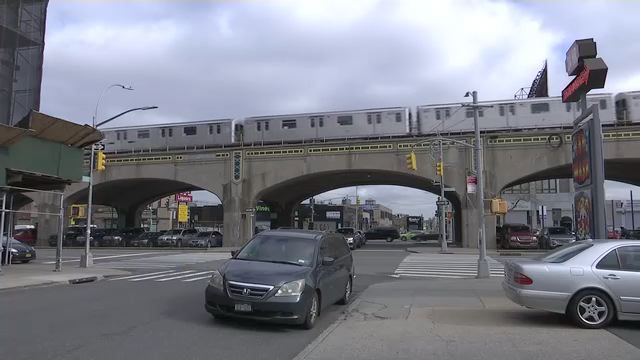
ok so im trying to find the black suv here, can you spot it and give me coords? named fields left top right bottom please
left=364, top=227, right=400, bottom=242
left=205, top=229, right=354, bottom=329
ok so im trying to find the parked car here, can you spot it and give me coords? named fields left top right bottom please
left=13, top=225, right=37, bottom=246
left=1, top=237, right=36, bottom=264
left=157, top=228, right=198, bottom=247
left=191, top=231, right=223, bottom=247
left=76, top=228, right=109, bottom=247
left=608, top=228, right=621, bottom=239
left=134, top=231, right=162, bottom=247
left=205, top=229, right=354, bottom=329
left=539, top=227, right=576, bottom=249
left=121, top=228, right=146, bottom=246
left=497, top=224, right=538, bottom=249
left=364, top=227, right=400, bottom=242
left=101, top=229, right=124, bottom=247
left=336, top=227, right=364, bottom=249
left=622, top=230, right=640, bottom=240
left=503, top=240, right=640, bottom=329
left=66, top=226, right=92, bottom=246
left=400, top=230, right=432, bottom=241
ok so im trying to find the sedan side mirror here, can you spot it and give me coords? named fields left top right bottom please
left=231, top=250, right=237, bottom=257
left=322, top=256, right=335, bottom=266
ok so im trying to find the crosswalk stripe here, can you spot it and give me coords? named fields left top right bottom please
left=110, top=270, right=176, bottom=281
left=130, top=270, right=195, bottom=281
left=182, top=275, right=213, bottom=282
left=394, top=253, right=505, bottom=279
left=156, top=271, right=214, bottom=282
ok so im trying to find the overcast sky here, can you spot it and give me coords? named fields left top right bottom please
left=41, top=1, right=640, bottom=217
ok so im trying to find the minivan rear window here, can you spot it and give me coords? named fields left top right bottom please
left=535, top=242, right=593, bottom=263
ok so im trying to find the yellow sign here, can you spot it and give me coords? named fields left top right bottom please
left=178, top=204, right=189, bottom=223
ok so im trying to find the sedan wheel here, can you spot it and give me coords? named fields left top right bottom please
left=569, top=291, right=614, bottom=329
left=338, top=277, right=352, bottom=305
left=302, top=292, right=319, bottom=330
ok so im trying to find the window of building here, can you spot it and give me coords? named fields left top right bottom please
left=531, top=102, right=550, bottom=114
left=436, top=110, right=441, bottom=121
left=499, top=105, right=505, bottom=116
left=376, top=113, right=381, bottom=124
left=535, top=179, right=557, bottom=194
left=600, top=99, right=608, bottom=110
left=367, top=114, right=372, bottom=125
left=217, top=124, right=222, bottom=134
left=282, top=119, right=297, bottom=129
left=310, top=118, right=315, bottom=128
left=509, top=104, right=516, bottom=115
left=338, top=115, right=353, bottom=126
left=566, top=102, right=572, bottom=112
left=395, top=113, right=402, bottom=122
left=257, top=122, right=262, bottom=131
left=183, top=126, right=197, bottom=136
left=264, top=122, right=269, bottom=131
left=137, top=130, right=150, bottom=139
left=502, top=183, right=530, bottom=194
left=466, top=109, right=474, bottom=118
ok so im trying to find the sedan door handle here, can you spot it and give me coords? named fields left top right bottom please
left=603, top=274, right=620, bottom=280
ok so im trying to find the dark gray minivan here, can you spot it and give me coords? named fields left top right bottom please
left=205, top=229, right=354, bottom=329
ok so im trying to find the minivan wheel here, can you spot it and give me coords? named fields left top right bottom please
left=302, top=292, right=319, bottom=330
left=338, top=277, right=352, bottom=305
left=568, top=290, right=615, bottom=329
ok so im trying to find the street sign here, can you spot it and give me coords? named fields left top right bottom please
left=175, top=192, right=193, bottom=203
left=436, top=200, right=449, bottom=206
left=244, top=208, right=255, bottom=213
left=466, top=175, right=477, bottom=194
left=178, top=204, right=189, bottom=223
left=93, top=143, right=105, bottom=151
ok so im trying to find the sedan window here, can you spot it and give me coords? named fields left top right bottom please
left=596, top=250, right=620, bottom=270
left=236, top=235, right=316, bottom=266
left=617, top=246, right=640, bottom=272
left=536, top=242, right=593, bottom=263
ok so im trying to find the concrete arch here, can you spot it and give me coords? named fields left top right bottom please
left=254, top=169, right=463, bottom=245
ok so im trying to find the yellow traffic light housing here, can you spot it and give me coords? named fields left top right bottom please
left=96, top=151, right=107, bottom=171
left=491, top=198, right=508, bottom=214
left=436, top=161, right=443, bottom=176
left=406, top=151, right=417, bottom=171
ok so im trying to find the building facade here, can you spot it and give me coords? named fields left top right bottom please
left=0, top=0, right=48, bottom=126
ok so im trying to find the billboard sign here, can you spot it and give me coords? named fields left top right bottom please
left=325, top=211, right=341, bottom=219
left=175, top=192, right=193, bottom=203
left=574, top=190, right=594, bottom=240
left=178, top=204, right=189, bottom=223
left=572, top=122, right=592, bottom=187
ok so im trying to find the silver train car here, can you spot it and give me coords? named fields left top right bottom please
left=416, top=93, right=616, bottom=135
left=615, top=91, right=640, bottom=123
left=239, top=107, right=411, bottom=144
left=101, top=119, right=234, bottom=153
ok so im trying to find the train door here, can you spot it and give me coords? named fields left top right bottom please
left=309, top=116, right=320, bottom=139
left=366, top=112, right=380, bottom=136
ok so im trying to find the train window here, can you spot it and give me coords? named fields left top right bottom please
left=375, top=114, right=381, bottom=124
left=531, top=103, right=550, bottom=114
left=445, top=109, right=450, bottom=118
left=499, top=105, right=505, bottom=116
left=264, top=121, right=269, bottom=131
left=161, top=129, right=166, bottom=138
left=600, top=99, right=607, bottom=110
left=217, top=124, right=222, bottom=134
left=465, top=109, right=474, bottom=118
left=208, top=125, right=214, bottom=135
left=169, top=128, right=173, bottom=137
left=435, top=110, right=441, bottom=121
left=367, top=114, right=372, bottom=125
left=183, top=126, right=197, bottom=136
left=310, top=118, right=315, bottom=128
left=137, top=130, right=150, bottom=139
left=338, top=115, right=354, bottom=126
left=116, top=130, right=128, bottom=141
left=395, top=113, right=402, bottom=122
left=509, top=104, right=516, bottom=115
left=565, top=103, right=572, bottom=112
left=318, top=117, right=324, bottom=127
left=257, top=122, right=262, bottom=131
left=282, top=119, right=297, bottom=129
left=479, top=110, right=484, bottom=117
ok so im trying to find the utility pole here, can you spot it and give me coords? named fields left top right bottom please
left=469, top=90, right=489, bottom=278
left=355, top=186, right=359, bottom=230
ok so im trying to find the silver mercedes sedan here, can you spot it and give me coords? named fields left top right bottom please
left=503, top=239, right=640, bottom=329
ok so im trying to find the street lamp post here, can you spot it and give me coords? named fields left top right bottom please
left=466, top=90, right=490, bottom=278
left=80, top=84, right=157, bottom=268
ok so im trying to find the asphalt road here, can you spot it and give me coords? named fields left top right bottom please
left=0, top=244, right=408, bottom=360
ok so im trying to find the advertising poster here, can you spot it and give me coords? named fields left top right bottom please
left=574, top=190, right=594, bottom=240
left=572, top=122, right=592, bottom=187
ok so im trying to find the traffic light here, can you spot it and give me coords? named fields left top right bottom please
left=406, top=151, right=417, bottom=171
left=436, top=161, right=443, bottom=176
left=491, top=198, right=508, bottom=214
left=96, top=151, right=106, bottom=171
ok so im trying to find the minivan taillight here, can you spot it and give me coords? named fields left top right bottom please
left=514, top=272, right=533, bottom=285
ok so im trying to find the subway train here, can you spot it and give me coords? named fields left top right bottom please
left=100, top=91, right=640, bottom=153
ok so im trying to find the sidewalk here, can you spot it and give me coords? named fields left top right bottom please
left=295, top=277, right=640, bottom=360
left=0, top=263, right=129, bottom=290
left=407, top=246, right=546, bottom=257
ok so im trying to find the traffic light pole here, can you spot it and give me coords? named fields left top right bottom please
left=470, top=91, right=490, bottom=279
left=438, top=140, right=448, bottom=253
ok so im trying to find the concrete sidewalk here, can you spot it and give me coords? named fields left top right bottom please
left=0, top=263, right=129, bottom=290
left=294, top=277, right=640, bottom=360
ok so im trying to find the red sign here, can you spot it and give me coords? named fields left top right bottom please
left=175, top=192, right=193, bottom=203
left=562, top=58, right=608, bottom=103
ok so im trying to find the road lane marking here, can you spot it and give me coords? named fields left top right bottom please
left=43, top=252, right=158, bottom=264
left=182, top=275, right=214, bottom=282
left=109, top=270, right=176, bottom=281
left=156, top=271, right=215, bottom=282
left=130, top=270, right=195, bottom=281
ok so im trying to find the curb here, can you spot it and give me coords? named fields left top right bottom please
left=293, top=298, right=363, bottom=360
left=68, top=275, right=101, bottom=284
left=0, top=273, right=118, bottom=291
